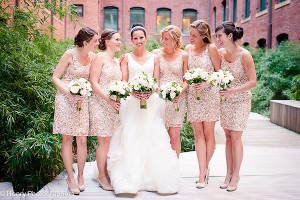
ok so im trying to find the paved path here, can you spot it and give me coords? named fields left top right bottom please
left=1, top=113, right=300, bottom=200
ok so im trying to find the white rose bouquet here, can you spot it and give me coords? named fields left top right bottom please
left=183, top=68, right=209, bottom=100
left=68, top=78, right=92, bottom=111
left=129, top=71, right=157, bottom=109
left=160, top=81, right=183, bottom=112
left=108, top=81, right=131, bottom=113
left=209, top=69, right=234, bottom=102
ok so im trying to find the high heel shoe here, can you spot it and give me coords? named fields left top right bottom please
left=195, top=168, right=210, bottom=184
left=220, top=175, right=232, bottom=189
left=67, top=178, right=80, bottom=195
left=98, top=178, right=113, bottom=191
left=227, top=176, right=240, bottom=192
left=77, top=176, right=85, bottom=192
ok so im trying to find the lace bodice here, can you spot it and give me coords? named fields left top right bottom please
left=157, top=49, right=184, bottom=85
left=61, top=49, right=91, bottom=83
left=188, top=46, right=214, bottom=74
left=98, top=57, right=122, bottom=93
left=220, top=51, right=249, bottom=88
left=127, top=53, right=155, bottom=81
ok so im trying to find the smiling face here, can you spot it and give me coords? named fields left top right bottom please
left=189, top=27, right=204, bottom=45
left=161, top=31, right=174, bottom=49
left=215, top=28, right=230, bottom=47
left=131, top=30, right=147, bottom=49
left=107, top=33, right=122, bottom=52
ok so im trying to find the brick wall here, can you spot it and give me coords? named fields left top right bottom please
left=209, top=0, right=300, bottom=48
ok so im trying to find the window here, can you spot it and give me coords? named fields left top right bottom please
left=182, top=9, right=197, bottom=34
left=276, top=33, right=289, bottom=45
left=243, top=42, right=250, bottom=47
left=130, top=7, right=145, bottom=28
left=233, top=0, right=237, bottom=23
left=104, top=7, right=118, bottom=31
left=257, top=38, right=266, bottom=48
left=73, top=4, right=83, bottom=17
left=244, top=0, right=250, bottom=18
left=222, top=0, right=227, bottom=21
left=277, top=0, right=287, bottom=3
left=259, top=0, right=267, bottom=11
left=156, top=8, right=171, bottom=33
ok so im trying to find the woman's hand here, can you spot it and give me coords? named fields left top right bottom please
left=132, top=91, right=151, bottom=100
left=219, top=88, right=236, bottom=97
left=108, top=98, right=121, bottom=111
left=139, top=91, right=151, bottom=100
left=66, top=93, right=85, bottom=101
left=194, top=81, right=210, bottom=90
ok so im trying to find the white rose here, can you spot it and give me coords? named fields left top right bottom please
left=70, top=85, right=80, bottom=94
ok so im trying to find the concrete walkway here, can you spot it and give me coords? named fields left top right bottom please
left=1, top=113, right=300, bottom=200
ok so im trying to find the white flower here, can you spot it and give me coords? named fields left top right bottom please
left=70, top=85, right=80, bottom=94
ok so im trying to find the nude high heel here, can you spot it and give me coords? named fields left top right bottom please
left=227, top=176, right=240, bottom=192
left=98, top=178, right=113, bottom=191
left=67, top=178, right=80, bottom=195
left=220, top=175, right=232, bottom=189
left=77, top=176, right=85, bottom=192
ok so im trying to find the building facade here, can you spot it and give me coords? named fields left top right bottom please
left=5, top=0, right=300, bottom=48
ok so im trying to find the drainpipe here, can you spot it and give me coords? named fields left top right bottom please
left=226, top=0, right=229, bottom=21
left=208, top=0, right=211, bottom=25
left=267, top=0, right=272, bottom=48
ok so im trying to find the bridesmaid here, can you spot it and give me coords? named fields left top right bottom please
left=89, top=29, right=122, bottom=191
left=184, top=20, right=220, bottom=189
left=152, top=25, right=188, bottom=157
left=52, top=27, right=99, bottom=195
left=215, top=21, right=256, bottom=192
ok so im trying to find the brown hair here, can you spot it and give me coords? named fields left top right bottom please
left=74, top=27, right=98, bottom=47
left=130, top=23, right=147, bottom=39
left=215, top=21, right=244, bottom=42
left=160, top=25, right=182, bottom=49
left=98, top=29, right=118, bottom=50
left=190, top=20, right=212, bottom=44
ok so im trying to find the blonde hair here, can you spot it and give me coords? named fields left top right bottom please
left=190, top=20, right=212, bottom=44
left=160, top=25, right=182, bottom=49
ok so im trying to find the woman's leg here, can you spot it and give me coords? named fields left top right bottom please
left=192, top=121, right=207, bottom=184
left=96, top=136, right=111, bottom=187
left=228, top=130, right=243, bottom=190
left=61, top=135, right=77, bottom=190
left=203, top=121, right=216, bottom=170
left=76, top=136, right=87, bottom=188
left=169, top=127, right=181, bottom=158
left=220, top=128, right=234, bottom=188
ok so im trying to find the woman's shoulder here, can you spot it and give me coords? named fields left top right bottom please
left=184, top=44, right=193, bottom=52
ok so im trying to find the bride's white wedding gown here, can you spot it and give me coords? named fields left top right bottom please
left=107, top=53, right=180, bottom=194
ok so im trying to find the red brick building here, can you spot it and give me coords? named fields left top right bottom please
left=5, top=0, right=300, bottom=48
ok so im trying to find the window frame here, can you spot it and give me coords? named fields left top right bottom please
left=156, top=8, right=171, bottom=33
left=182, top=9, right=197, bottom=35
left=130, top=7, right=145, bottom=29
left=103, top=6, right=119, bottom=31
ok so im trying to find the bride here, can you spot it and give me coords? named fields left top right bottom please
left=106, top=24, right=180, bottom=194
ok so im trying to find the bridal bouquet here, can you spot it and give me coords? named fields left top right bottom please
left=68, top=78, right=92, bottom=111
left=183, top=68, right=209, bottom=100
left=129, top=71, right=157, bottom=109
left=160, top=81, right=183, bottom=112
left=209, top=69, right=234, bottom=102
left=108, top=81, right=131, bottom=113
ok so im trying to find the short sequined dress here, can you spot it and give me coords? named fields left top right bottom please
left=187, top=46, right=220, bottom=122
left=220, top=49, right=252, bottom=131
left=89, top=56, right=122, bottom=137
left=53, top=49, right=92, bottom=136
left=157, top=49, right=186, bottom=128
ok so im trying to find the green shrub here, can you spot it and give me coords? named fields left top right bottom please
left=251, top=41, right=300, bottom=116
